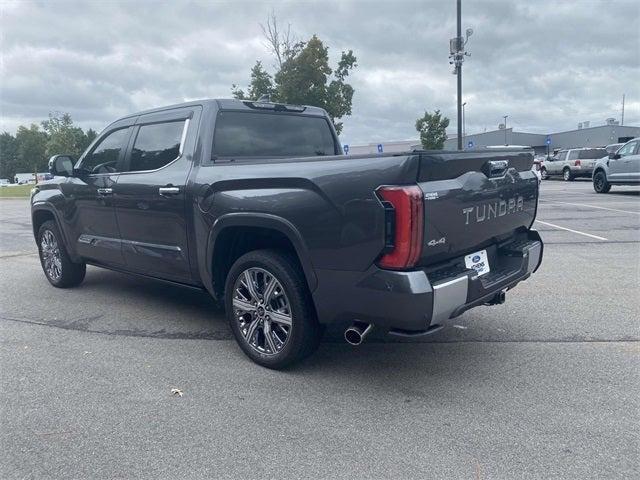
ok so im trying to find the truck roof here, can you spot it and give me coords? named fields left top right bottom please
left=120, top=98, right=328, bottom=120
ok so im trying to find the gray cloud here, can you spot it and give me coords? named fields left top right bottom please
left=1, top=0, right=639, bottom=144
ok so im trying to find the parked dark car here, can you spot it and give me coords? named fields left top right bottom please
left=31, top=99, right=543, bottom=368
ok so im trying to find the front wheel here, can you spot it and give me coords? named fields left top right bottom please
left=563, top=168, right=574, bottom=181
left=593, top=171, right=611, bottom=193
left=225, top=249, right=323, bottom=369
left=37, top=220, right=86, bottom=288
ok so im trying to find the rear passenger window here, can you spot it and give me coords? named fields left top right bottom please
left=578, top=149, right=607, bottom=159
left=567, top=151, right=579, bottom=160
left=128, top=121, right=185, bottom=172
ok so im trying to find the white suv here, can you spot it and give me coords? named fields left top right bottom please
left=542, top=147, right=608, bottom=181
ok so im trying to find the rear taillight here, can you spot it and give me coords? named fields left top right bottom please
left=575, top=159, right=581, bottom=166
left=376, top=185, right=424, bottom=269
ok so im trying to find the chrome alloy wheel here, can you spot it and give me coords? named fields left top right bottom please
left=41, top=230, right=62, bottom=281
left=232, top=267, right=293, bottom=355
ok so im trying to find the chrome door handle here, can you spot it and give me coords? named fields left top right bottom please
left=159, top=186, right=180, bottom=196
left=97, top=188, right=113, bottom=195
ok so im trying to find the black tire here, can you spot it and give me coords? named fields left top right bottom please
left=563, top=167, right=574, bottom=181
left=593, top=170, right=611, bottom=193
left=37, top=220, right=86, bottom=288
left=540, top=168, right=548, bottom=180
left=225, top=249, right=323, bottom=369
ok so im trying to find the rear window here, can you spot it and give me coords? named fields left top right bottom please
left=213, top=111, right=337, bottom=158
left=578, top=149, right=607, bottom=159
left=129, top=121, right=185, bottom=172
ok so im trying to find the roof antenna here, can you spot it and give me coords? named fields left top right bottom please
left=257, top=94, right=271, bottom=102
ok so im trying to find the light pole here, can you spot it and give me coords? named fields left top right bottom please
left=449, top=0, right=472, bottom=150
left=503, top=115, right=508, bottom=145
left=462, top=102, right=467, bottom=145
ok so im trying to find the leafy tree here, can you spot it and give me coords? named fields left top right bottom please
left=78, top=128, right=97, bottom=154
left=232, top=16, right=357, bottom=135
left=0, top=132, right=19, bottom=180
left=2, top=113, right=96, bottom=180
left=42, top=112, right=83, bottom=157
left=232, top=61, right=274, bottom=101
left=16, top=124, right=48, bottom=173
left=415, top=110, right=450, bottom=150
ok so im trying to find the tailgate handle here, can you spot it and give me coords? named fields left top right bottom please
left=484, top=160, right=509, bottom=178
left=159, top=186, right=180, bottom=196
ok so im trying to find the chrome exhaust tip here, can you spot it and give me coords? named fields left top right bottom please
left=344, top=321, right=373, bottom=346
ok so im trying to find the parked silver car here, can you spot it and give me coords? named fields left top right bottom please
left=593, top=138, right=640, bottom=193
left=542, top=147, right=608, bottom=181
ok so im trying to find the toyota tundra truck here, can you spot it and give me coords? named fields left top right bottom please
left=31, top=99, right=543, bottom=368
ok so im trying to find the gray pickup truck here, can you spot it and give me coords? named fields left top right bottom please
left=32, top=99, right=543, bottom=368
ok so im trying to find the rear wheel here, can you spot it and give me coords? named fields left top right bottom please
left=593, top=171, right=611, bottom=193
left=37, top=220, right=86, bottom=288
left=225, top=249, right=322, bottom=369
left=563, top=167, right=573, bottom=181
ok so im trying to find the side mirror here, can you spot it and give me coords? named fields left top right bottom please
left=609, top=152, right=620, bottom=160
left=48, top=155, right=75, bottom=177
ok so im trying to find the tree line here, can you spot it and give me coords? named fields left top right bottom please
left=0, top=113, right=97, bottom=181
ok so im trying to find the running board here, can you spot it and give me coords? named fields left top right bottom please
left=388, top=324, right=443, bottom=338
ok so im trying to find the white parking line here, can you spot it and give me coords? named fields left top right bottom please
left=549, top=201, right=640, bottom=215
left=535, top=220, right=608, bottom=241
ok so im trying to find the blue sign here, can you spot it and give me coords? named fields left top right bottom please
left=545, top=136, right=552, bottom=145
left=343, top=144, right=349, bottom=154
left=377, top=143, right=384, bottom=153
left=467, top=140, right=474, bottom=149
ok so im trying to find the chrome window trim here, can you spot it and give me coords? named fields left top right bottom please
left=84, top=119, right=190, bottom=177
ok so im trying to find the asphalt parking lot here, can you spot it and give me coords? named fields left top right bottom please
left=1, top=180, right=639, bottom=479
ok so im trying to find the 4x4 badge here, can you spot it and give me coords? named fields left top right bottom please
left=427, top=237, right=446, bottom=247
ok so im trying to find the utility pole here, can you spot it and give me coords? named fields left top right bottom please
left=621, top=93, right=625, bottom=126
left=503, top=115, right=508, bottom=145
left=449, top=0, right=472, bottom=150
left=456, top=0, right=462, bottom=150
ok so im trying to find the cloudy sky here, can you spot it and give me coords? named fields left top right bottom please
left=1, top=0, right=639, bottom=145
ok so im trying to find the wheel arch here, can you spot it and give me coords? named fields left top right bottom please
left=32, top=206, right=57, bottom=238
left=204, top=213, right=317, bottom=301
left=31, top=203, right=81, bottom=262
left=593, top=166, right=607, bottom=178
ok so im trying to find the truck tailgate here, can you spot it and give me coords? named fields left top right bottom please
left=416, top=150, right=538, bottom=266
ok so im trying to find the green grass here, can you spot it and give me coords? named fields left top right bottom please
left=0, top=184, right=34, bottom=198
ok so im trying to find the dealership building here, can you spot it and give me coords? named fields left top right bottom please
left=346, top=121, right=640, bottom=156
